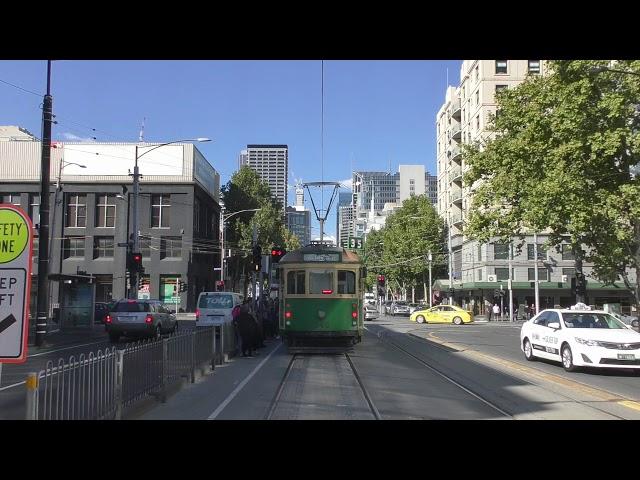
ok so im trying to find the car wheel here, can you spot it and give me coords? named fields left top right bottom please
left=562, top=344, right=578, bottom=372
left=523, top=338, right=535, bottom=361
left=633, top=319, right=639, bottom=328
left=453, top=316, right=463, bottom=325
left=154, top=324, right=162, bottom=340
left=416, top=315, right=425, bottom=324
left=109, top=333, right=120, bottom=343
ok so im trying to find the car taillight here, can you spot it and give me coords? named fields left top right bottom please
left=195, top=309, right=200, bottom=320
left=145, top=314, right=153, bottom=324
left=105, top=314, right=112, bottom=324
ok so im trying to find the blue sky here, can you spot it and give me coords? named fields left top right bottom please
left=0, top=60, right=462, bottom=239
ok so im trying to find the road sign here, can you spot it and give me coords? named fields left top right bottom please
left=0, top=205, right=33, bottom=364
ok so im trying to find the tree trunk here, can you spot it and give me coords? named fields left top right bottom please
left=423, top=273, right=427, bottom=303
left=574, top=244, right=585, bottom=304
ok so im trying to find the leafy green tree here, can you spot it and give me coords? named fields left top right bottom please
left=363, top=195, right=446, bottom=301
left=221, top=166, right=288, bottom=292
left=464, top=60, right=640, bottom=309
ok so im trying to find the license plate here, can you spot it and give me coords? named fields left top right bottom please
left=118, top=316, right=138, bottom=323
left=618, top=354, right=635, bottom=360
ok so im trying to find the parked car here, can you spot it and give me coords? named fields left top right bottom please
left=520, top=306, right=640, bottom=372
left=105, top=299, right=177, bottom=343
left=408, top=303, right=421, bottom=314
left=196, top=292, right=244, bottom=327
left=410, top=305, right=474, bottom=325
left=94, top=302, right=110, bottom=325
left=390, top=302, right=411, bottom=316
left=364, top=302, right=379, bottom=321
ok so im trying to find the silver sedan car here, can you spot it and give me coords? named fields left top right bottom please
left=106, top=299, right=177, bottom=343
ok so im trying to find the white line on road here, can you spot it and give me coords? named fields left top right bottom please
left=0, top=380, right=25, bottom=392
left=28, top=341, right=107, bottom=358
left=207, top=342, right=283, bottom=420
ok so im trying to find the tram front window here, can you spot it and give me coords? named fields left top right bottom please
left=309, top=270, right=334, bottom=294
left=287, top=270, right=306, bottom=294
left=338, top=270, right=356, bottom=294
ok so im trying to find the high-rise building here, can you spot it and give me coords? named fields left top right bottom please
left=239, top=144, right=288, bottom=209
left=286, top=206, right=311, bottom=247
left=336, top=192, right=352, bottom=243
left=435, top=60, right=634, bottom=314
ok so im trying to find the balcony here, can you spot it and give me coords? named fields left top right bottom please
left=448, top=145, right=462, bottom=163
left=450, top=190, right=463, bottom=204
left=451, top=97, right=461, bottom=119
left=449, top=167, right=462, bottom=183
left=451, top=122, right=462, bottom=141
left=450, top=211, right=463, bottom=226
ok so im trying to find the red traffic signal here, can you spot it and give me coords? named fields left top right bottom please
left=271, top=247, right=286, bottom=263
left=133, top=253, right=142, bottom=263
left=377, top=275, right=385, bottom=281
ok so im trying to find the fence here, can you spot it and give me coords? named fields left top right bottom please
left=26, top=323, right=237, bottom=420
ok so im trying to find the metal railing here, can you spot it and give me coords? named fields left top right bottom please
left=26, top=324, right=235, bottom=420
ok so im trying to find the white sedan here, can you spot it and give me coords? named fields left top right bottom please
left=520, top=306, right=640, bottom=372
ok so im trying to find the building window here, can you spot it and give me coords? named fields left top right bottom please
left=29, top=194, right=40, bottom=225
left=476, top=115, right=480, bottom=130
left=475, top=90, right=479, bottom=105
left=63, top=236, right=85, bottom=259
left=477, top=269, right=483, bottom=281
left=527, top=244, right=546, bottom=261
left=475, top=65, right=479, bottom=82
left=160, top=236, right=182, bottom=259
left=495, top=60, right=508, bottom=74
left=495, top=268, right=511, bottom=281
left=562, top=268, right=576, bottom=278
left=151, top=194, right=171, bottom=228
left=93, top=236, right=114, bottom=258
left=494, top=243, right=510, bottom=260
left=561, top=244, right=575, bottom=261
left=528, top=60, right=541, bottom=74
left=32, top=236, right=39, bottom=262
left=95, top=275, right=113, bottom=303
left=96, top=194, right=116, bottom=228
left=477, top=244, right=482, bottom=261
left=528, top=268, right=549, bottom=281
left=66, top=194, right=87, bottom=228
left=1, top=194, right=21, bottom=206
left=495, top=84, right=508, bottom=94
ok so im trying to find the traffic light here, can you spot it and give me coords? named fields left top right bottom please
left=252, top=245, right=262, bottom=272
left=127, top=251, right=143, bottom=273
left=377, top=275, right=385, bottom=287
left=179, top=282, right=187, bottom=293
left=271, top=247, right=286, bottom=263
left=575, top=273, right=587, bottom=297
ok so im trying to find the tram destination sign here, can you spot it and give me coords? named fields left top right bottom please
left=303, top=253, right=341, bottom=263
left=0, top=205, right=33, bottom=363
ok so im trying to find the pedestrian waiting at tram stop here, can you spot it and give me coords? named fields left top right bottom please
left=235, top=300, right=260, bottom=357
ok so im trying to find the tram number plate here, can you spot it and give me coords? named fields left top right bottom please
left=618, top=354, right=635, bottom=360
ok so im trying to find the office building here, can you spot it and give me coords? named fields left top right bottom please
left=239, top=144, right=288, bottom=210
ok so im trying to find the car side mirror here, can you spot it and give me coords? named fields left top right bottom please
left=548, top=322, right=560, bottom=330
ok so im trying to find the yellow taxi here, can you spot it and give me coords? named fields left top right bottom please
left=410, top=305, right=474, bottom=325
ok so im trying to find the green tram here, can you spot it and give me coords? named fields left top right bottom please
left=278, top=244, right=365, bottom=351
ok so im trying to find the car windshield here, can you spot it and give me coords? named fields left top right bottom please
left=562, top=312, right=627, bottom=329
left=112, top=301, right=151, bottom=312
left=198, top=295, right=233, bottom=309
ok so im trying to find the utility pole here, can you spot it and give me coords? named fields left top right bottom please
left=533, top=232, right=540, bottom=314
left=220, top=210, right=224, bottom=289
left=36, top=60, right=53, bottom=347
left=428, top=250, right=433, bottom=308
left=448, top=216, right=453, bottom=306
left=252, top=223, right=258, bottom=310
left=128, top=145, right=141, bottom=299
left=508, top=239, right=513, bottom=322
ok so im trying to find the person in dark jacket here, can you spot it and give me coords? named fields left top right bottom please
left=236, top=301, right=259, bottom=357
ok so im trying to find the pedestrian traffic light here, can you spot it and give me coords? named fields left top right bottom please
left=179, top=282, right=187, bottom=293
left=377, top=275, right=385, bottom=287
left=252, top=245, right=262, bottom=272
left=271, top=247, right=286, bottom=263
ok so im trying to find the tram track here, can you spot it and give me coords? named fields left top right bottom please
left=265, top=352, right=381, bottom=420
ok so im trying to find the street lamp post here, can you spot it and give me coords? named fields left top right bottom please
left=129, top=138, right=210, bottom=299
left=219, top=208, right=261, bottom=291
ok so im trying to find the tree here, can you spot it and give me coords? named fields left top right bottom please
left=221, top=166, right=288, bottom=293
left=464, top=60, right=640, bottom=310
left=363, top=195, right=446, bottom=302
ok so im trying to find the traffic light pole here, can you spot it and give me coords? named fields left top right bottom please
left=533, top=232, right=540, bottom=315
left=129, top=145, right=141, bottom=299
left=428, top=251, right=433, bottom=308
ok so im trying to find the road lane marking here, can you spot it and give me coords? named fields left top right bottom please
left=207, top=342, right=283, bottom=420
left=28, top=340, right=108, bottom=358
left=419, top=330, right=640, bottom=412
left=0, top=380, right=25, bottom=392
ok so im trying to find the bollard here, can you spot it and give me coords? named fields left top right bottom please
left=221, top=323, right=228, bottom=363
left=25, top=372, right=39, bottom=420
left=114, top=350, right=124, bottom=420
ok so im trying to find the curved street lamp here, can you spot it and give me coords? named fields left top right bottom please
left=129, top=138, right=211, bottom=298
left=219, top=208, right=261, bottom=288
